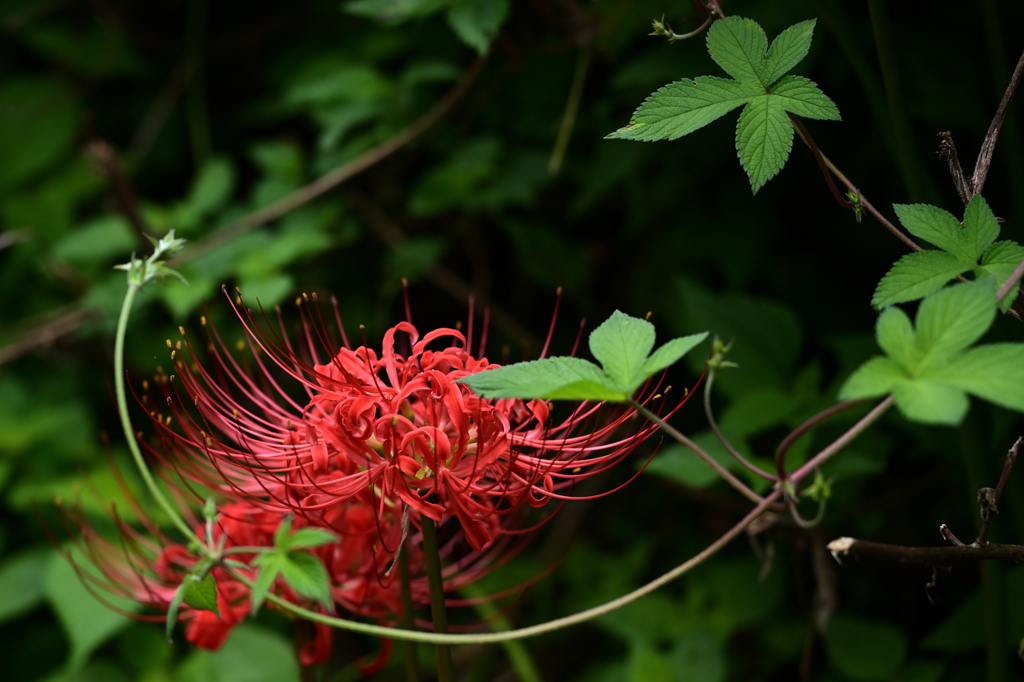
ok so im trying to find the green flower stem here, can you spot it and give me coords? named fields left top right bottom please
left=703, top=372, right=778, bottom=482
left=420, top=518, right=454, bottom=682
left=628, top=399, right=769, bottom=506
left=461, top=583, right=543, bottom=682
left=221, top=397, right=893, bottom=646
left=115, top=285, right=202, bottom=547
left=398, top=539, right=419, bottom=682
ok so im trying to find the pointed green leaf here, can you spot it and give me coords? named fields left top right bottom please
left=915, top=279, right=997, bottom=372
left=640, top=332, right=709, bottom=378
left=872, top=250, right=970, bottom=309
left=979, top=240, right=1024, bottom=311
left=939, top=344, right=1024, bottom=413
left=962, top=194, right=1000, bottom=262
left=735, top=97, right=793, bottom=193
left=273, top=515, right=294, bottom=550
left=707, top=17, right=768, bottom=86
left=280, top=551, right=332, bottom=608
left=287, top=528, right=339, bottom=550
left=251, top=552, right=284, bottom=615
left=182, top=573, right=221, bottom=615
left=892, top=204, right=972, bottom=263
left=447, top=0, right=509, bottom=55
left=892, top=381, right=969, bottom=425
left=760, top=19, right=816, bottom=85
left=589, top=310, right=656, bottom=390
left=458, top=356, right=624, bottom=401
left=838, top=356, right=907, bottom=400
left=875, top=307, right=920, bottom=369
left=770, top=76, right=840, bottom=121
left=604, top=77, right=754, bottom=142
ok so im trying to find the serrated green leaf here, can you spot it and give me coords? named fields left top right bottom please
left=280, top=551, right=332, bottom=608
left=182, top=573, right=221, bottom=615
left=735, top=97, right=793, bottom=193
left=939, top=344, right=1024, bottom=413
left=604, top=77, right=753, bottom=142
left=962, top=194, right=1000, bottom=262
left=589, top=310, right=656, bottom=391
left=980, top=240, right=1024, bottom=311
left=892, top=204, right=972, bottom=263
left=458, top=356, right=624, bottom=401
left=872, top=250, right=969, bottom=309
left=287, top=528, right=339, bottom=550
left=707, top=17, right=768, bottom=86
left=640, top=332, right=709, bottom=377
left=915, top=279, right=996, bottom=372
left=447, top=0, right=509, bottom=55
left=875, top=307, right=919, bottom=368
left=838, top=356, right=907, bottom=400
left=892, top=381, right=969, bottom=425
left=760, top=19, right=816, bottom=85
left=251, top=552, right=284, bottom=615
left=770, top=76, right=841, bottom=121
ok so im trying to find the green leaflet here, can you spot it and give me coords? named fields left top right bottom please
left=458, top=311, right=707, bottom=402
left=182, top=573, right=220, bottom=615
left=875, top=195, right=1024, bottom=310
left=841, top=279, right=1024, bottom=425
left=607, top=16, right=840, bottom=194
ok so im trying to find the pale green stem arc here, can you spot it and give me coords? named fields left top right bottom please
left=628, top=399, right=767, bottom=505
left=115, top=285, right=202, bottom=547
left=221, top=395, right=893, bottom=645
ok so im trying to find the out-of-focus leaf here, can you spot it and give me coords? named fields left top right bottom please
left=345, top=0, right=449, bottom=24
left=52, top=216, right=136, bottom=267
left=174, top=624, right=299, bottom=682
left=627, top=644, right=672, bottom=682
left=826, top=614, right=907, bottom=680
left=447, top=0, right=510, bottom=54
left=0, top=547, right=51, bottom=623
left=0, top=78, right=80, bottom=190
left=671, top=628, right=726, bottom=682
left=45, top=550, right=141, bottom=671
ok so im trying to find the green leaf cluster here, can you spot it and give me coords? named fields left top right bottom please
left=250, top=516, right=336, bottom=615
left=458, top=310, right=707, bottom=402
left=345, top=0, right=509, bottom=55
left=873, top=194, right=1023, bottom=310
left=841, top=279, right=1024, bottom=425
left=607, top=17, right=840, bottom=193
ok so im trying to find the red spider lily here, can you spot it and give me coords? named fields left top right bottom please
left=147, top=290, right=676, bottom=553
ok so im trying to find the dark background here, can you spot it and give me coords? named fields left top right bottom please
left=2, top=0, right=1024, bottom=680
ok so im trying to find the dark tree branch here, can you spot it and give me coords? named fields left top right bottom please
left=828, top=537, right=1024, bottom=566
left=937, top=131, right=973, bottom=205
left=976, top=436, right=1021, bottom=545
left=973, top=46, right=1024, bottom=196
left=85, top=140, right=151, bottom=247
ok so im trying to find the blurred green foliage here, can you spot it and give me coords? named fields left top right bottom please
left=2, top=0, right=1024, bottom=680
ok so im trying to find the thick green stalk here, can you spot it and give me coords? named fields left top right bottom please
left=420, top=518, right=454, bottom=682
left=115, top=285, right=201, bottom=546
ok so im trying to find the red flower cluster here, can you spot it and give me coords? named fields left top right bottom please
left=76, top=292, right=672, bottom=660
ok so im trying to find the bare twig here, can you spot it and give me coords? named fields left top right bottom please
left=789, top=115, right=854, bottom=210
left=85, top=140, right=151, bottom=246
left=0, top=306, right=98, bottom=365
left=828, top=536, right=1024, bottom=566
left=938, top=131, right=973, bottom=205
left=703, top=372, right=778, bottom=482
left=973, top=46, right=1024, bottom=197
left=775, top=399, right=864, bottom=479
left=940, top=523, right=965, bottom=547
left=976, top=436, right=1021, bottom=545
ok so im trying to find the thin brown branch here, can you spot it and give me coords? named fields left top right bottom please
left=85, top=140, right=151, bottom=246
left=976, top=436, right=1021, bottom=545
left=170, top=56, right=487, bottom=267
left=775, top=399, right=864, bottom=479
left=827, top=536, right=1024, bottom=566
left=973, top=46, right=1024, bottom=196
left=0, top=306, right=97, bottom=365
left=938, top=131, right=973, bottom=205
left=789, top=115, right=853, bottom=209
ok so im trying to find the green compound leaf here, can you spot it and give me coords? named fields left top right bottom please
left=842, top=279, right=1024, bottom=425
left=892, top=203, right=974, bottom=263
left=459, top=311, right=707, bottom=401
left=251, top=552, right=284, bottom=616
left=279, top=551, right=333, bottom=609
left=458, top=356, right=625, bottom=401
left=604, top=77, right=754, bottom=142
left=607, top=16, right=838, bottom=194
left=735, top=96, right=793, bottom=193
left=182, top=573, right=221, bottom=615
left=759, top=19, right=816, bottom=85
left=706, top=16, right=769, bottom=86
left=872, top=250, right=970, bottom=308
left=874, top=196, right=1020, bottom=309
left=769, top=76, right=840, bottom=121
